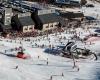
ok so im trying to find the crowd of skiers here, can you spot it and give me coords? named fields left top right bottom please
left=2, top=28, right=94, bottom=52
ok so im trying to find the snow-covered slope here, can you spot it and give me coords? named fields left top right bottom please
left=0, top=0, right=100, bottom=79
left=0, top=27, right=100, bottom=80
left=0, top=46, right=99, bottom=80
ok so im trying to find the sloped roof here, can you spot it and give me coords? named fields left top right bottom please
left=19, top=16, right=35, bottom=26
left=60, top=12, right=84, bottom=19
left=38, top=13, right=59, bottom=24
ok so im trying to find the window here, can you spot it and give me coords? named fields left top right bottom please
left=46, top=26, right=49, bottom=28
left=55, top=24, right=58, bottom=26
left=29, top=27, right=33, bottom=30
left=54, top=23, right=59, bottom=27
left=50, top=25, right=53, bottom=27
left=24, top=28, right=28, bottom=30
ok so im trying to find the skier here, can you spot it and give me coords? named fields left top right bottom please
left=38, top=56, right=40, bottom=59
left=46, top=58, right=48, bottom=65
left=5, top=50, right=6, bottom=53
left=50, top=76, right=52, bottom=80
left=14, top=65, right=18, bottom=69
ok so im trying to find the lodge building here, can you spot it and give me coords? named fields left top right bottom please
left=11, top=12, right=35, bottom=33
left=31, top=9, right=60, bottom=32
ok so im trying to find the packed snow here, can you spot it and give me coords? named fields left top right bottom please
left=0, top=26, right=100, bottom=80
left=0, top=0, right=100, bottom=80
